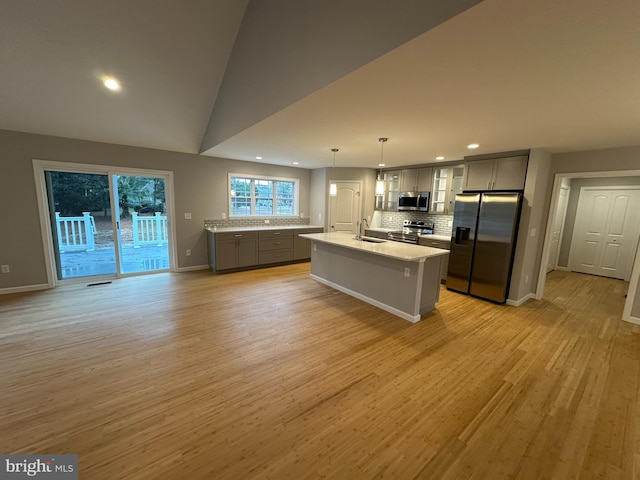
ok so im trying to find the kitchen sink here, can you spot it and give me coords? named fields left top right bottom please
left=356, top=236, right=386, bottom=243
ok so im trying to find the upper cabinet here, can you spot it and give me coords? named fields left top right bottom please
left=400, top=167, right=432, bottom=192
left=463, top=155, right=528, bottom=191
left=375, top=170, right=401, bottom=211
left=430, top=164, right=464, bottom=214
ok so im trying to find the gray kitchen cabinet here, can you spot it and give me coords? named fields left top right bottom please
left=293, top=227, right=323, bottom=260
left=208, top=226, right=323, bottom=271
left=258, top=229, right=293, bottom=265
left=431, top=164, right=464, bottom=214
left=400, top=167, right=432, bottom=192
left=419, top=237, right=450, bottom=282
left=364, top=229, right=389, bottom=240
left=463, top=155, right=528, bottom=191
left=375, top=170, right=401, bottom=211
left=210, top=231, right=258, bottom=271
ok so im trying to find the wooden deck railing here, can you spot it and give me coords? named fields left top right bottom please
left=132, top=212, right=168, bottom=247
left=55, top=212, right=96, bottom=252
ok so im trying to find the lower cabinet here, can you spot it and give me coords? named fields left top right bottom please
left=210, top=231, right=258, bottom=271
left=258, top=230, right=293, bottom=264
left=364, top=229, right=389, bottom=240
left=419, top=237, right=451, bottom=282
left=208, top=227, right=323, bottom=272
left=293, top=227, right=323, bottom=260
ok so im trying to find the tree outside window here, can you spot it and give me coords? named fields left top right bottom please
left=229, top=175, right=298, bottom=217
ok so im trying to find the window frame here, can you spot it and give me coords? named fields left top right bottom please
left=228, top=173, right=299, bottom=217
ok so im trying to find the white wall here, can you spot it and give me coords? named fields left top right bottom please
left=547, top=146, right=640, bottom=317
left=508, top=148, right=552, bottom=304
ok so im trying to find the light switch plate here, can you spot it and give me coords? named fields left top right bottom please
left=184, top=213, right=192, bottom=219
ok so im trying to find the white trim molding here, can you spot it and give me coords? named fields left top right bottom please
left=0, top=284, right=50, bottom=295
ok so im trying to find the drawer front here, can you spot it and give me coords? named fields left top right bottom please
left=215, top=231, right=258, bottom=241
left=420, top=238, right=451, bottom=249
left=258, top=249, right=293, bottom=265
left=259, top=237, right=293, bottom=251
left=259, top=230, right=293, bottom=239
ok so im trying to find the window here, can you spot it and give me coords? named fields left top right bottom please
left=229, top=174, right=298, bottom=217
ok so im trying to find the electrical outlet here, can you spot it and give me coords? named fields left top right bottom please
left=221, top=212, right=226, bottom=219
left=525, top=275, right=529, bottom=283
left=1, top=265, right=10, bottom=274
left=404, top=267, right=410, bottom=277
left=264, top=219, right=270, bottom=224
left=313, top=244, right=317, bottom=251
left=186, top=249, right=191, bottom=257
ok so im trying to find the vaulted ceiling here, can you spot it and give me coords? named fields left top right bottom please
left=2, top=0, right=639, bottom=170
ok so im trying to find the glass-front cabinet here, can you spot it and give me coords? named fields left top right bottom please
left=449, top=165, right=465, bottom=213
left=431, top=168, right=449, bottom=213
left=375, top=170, right=401, bottom=211
left=430, top=164, right=464, bottom=214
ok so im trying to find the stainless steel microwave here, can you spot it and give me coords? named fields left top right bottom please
left=398, top=191, right=430, bottom=211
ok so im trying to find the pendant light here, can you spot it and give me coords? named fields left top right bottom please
left=329, top=148, right=338, bottom=196
left=375, top=137, right=388, bottom=196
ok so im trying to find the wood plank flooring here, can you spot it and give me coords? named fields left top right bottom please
left=1, top=265, right=639, bottom=479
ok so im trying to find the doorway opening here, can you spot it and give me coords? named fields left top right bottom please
left=537, top=170, right=640, bottom=324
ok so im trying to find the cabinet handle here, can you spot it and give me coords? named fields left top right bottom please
left=274, top=242, right=281, bottom=245
left=273, top=232, right=281, bottom=235
left=487, top=181, right=491, bottom=190
left=234, top=234, right=242, bottom=237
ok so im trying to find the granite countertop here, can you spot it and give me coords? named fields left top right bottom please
left=206, top=224, right=324, bottom=233
left=299, top=232, right=449, bottom=262
left=366, top=227, right=450, bottom=243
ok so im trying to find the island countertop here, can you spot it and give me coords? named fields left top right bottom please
left=299, top=232, right=448, bottom=262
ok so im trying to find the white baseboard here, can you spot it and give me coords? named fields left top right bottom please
left=555, top=266, right=570, bottom=272
left=506, top=293, right=536, bottom=307
left=623, top=315, right=640, bottom=325
left=310, top=273, right=421, bottom=323
left=0, top=283, right=50, bottom=295
left=175, top=265, right=210, bottom=273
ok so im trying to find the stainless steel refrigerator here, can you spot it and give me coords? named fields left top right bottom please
left=447, top=192, right=522, bottom=303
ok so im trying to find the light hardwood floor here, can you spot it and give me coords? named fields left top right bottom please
left=1, top=265, right=639, bottom=479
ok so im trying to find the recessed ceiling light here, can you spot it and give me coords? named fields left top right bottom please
left=103, top=77, right=121, bottom=91
left=467, top=143, right=480, bottom=149
left=378, top=163, right=385, bottom=167
left=292, top=161, right=299, bottom=165
left=435, top=156, right=445, bottom=160
left=255, top=156, right=263, bottom=160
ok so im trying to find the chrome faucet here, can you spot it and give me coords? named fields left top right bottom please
left=355, top=218, right=369, bottom=241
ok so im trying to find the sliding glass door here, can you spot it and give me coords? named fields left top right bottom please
left=113, top=174, right=170, bottom=274
left=41, top=164, right=172, bottom=282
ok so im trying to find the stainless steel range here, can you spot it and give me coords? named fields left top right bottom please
left=388, top=220, right=434, bottom=244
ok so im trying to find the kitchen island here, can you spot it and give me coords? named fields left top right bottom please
left=299, top=232, right=449, bottom=323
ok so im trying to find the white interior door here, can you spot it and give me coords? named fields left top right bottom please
left=547, top=186, right=569, bottom=273
left=570, top=188, right=640, bottom=280
left=329, top=181, right=361, bottom=233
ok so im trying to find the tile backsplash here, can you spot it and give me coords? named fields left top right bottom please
left=376, top=211, right=453, bottom=236
left=204, top=217, right=311, bottom=229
